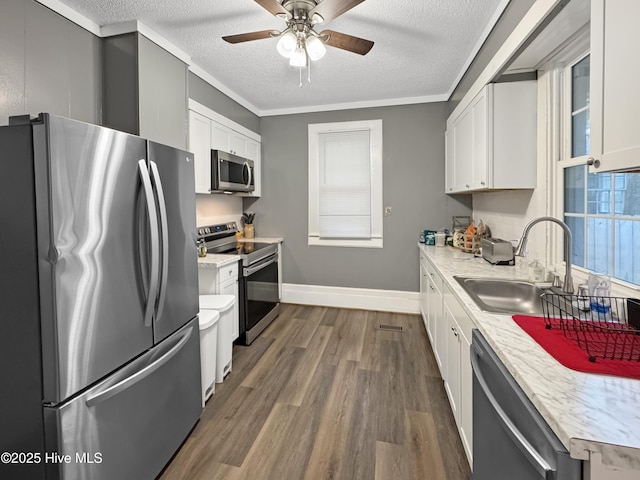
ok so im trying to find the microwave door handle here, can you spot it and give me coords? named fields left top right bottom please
left=149, top=161, right=169, bottom=322
left=244, top=161, right=252, bottom=189
left=470, top=344, right=554, bottom=479
left=138, top=160, right=160, bottom=327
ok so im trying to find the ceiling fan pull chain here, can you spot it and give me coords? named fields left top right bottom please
left=299, top=66, right=303, bottom=88
left=308, top=60, right=311, bottom=83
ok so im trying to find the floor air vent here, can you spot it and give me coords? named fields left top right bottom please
left=378, top=324, right=404, bottom=332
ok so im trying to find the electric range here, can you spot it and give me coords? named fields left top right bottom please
left=197, top=222, right=280, bottom=345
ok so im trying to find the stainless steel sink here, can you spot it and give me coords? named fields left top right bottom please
left=454, top=276, right=547, bottom=315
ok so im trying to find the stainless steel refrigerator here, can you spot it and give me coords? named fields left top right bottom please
left=0, top=114, right=201, bottom=480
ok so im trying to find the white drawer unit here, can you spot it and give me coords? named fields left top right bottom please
left=218, top=262, right=238, bottom=285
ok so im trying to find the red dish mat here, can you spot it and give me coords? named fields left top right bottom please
left=512, top=315, right=640, bottom=380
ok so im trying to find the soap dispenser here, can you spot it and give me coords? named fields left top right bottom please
left=527, top=260, right=545, bottom=283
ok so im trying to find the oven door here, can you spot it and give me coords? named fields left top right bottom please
left=239, top=252, right=280, bottom=345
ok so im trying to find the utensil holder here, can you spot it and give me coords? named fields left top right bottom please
left=244, top=224, right=255, bottom=239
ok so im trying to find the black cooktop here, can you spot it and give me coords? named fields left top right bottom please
left=209, top=242, right=273, bottom=256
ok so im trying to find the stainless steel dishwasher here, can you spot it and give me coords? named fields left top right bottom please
left=471, top=330, right=582, bottom=480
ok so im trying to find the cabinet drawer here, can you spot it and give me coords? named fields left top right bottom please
left=218, top=262, right=238, bottom=284
left=426, top=260, right=443, bottom=292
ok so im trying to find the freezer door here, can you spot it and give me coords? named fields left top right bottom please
left=147, top=141, right=199, bottom=343
left=33, top=115, right=154, bottom=403
left=43, top=318, right=202, bottom=480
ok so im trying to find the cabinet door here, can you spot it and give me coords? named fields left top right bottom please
left=445, top=129, right=455, bottom=194
left=189, top=110, right=211, bottom=194
left=590, top=0, right=640, bottom=173
left=470, top=87, right=489, bottom=189
left=230, top=131, right=247, bottom=157
left=430, top=281, right=444, bottom=375
left=419, top=258, right=429, bottom=335
left=246, top=138, right=259, bottom=161
left=210, top=120, right=231, bottom=153
left=452, top=107, right=473, bottom=192
left=443, top=303, right=460, bottom=422
left=459, top=328, right=473, bottom=465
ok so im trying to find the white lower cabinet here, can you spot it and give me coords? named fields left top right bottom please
left=419, top=250, right=473, bottom=468
left=443, top=284, right=473, bottom=466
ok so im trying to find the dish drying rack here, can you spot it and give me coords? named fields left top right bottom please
left=541, top=293, right=640, bottom=362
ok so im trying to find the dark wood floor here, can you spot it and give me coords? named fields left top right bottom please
left=160, top=304, right=471, bottom=480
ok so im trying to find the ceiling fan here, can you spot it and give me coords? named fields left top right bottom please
left=222, top=0, right=374, bottom=67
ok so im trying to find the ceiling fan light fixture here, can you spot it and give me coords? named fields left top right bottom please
left=311, top=13, right=324, bottom=24
left=276, top=31, right=297, bottom=58
left=289, top=44, right=308, bottom=67
left=305, top=35, right=326, bottom=61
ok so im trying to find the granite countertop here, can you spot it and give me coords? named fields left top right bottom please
left=197, top=237, right=283, bottom=269
left=419, top=244, right=640, bottom=471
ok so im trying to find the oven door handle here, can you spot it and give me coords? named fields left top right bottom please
left=243, top=254, right=278, bottom=276
left=470, top=343, right=554, bottom=480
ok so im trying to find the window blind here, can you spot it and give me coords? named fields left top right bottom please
left=318, top=130, right=371, bottom=239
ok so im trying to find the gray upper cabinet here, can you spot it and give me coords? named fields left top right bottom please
left=0, top=0, right=101, bottom=126
left=103, top=33, right=188, bottom=150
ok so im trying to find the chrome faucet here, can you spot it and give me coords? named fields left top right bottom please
left=514, top=216, right=574, bottom=294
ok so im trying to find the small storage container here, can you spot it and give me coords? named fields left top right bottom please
left=198, top=310, right=219, bottom=406
left=199, top=294, right=236, bottom=383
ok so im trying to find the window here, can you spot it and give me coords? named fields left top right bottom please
left=308, top=120, right=383, bottom=247
left=560, top=53, right=640, bottom=286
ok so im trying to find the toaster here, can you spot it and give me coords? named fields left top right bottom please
left=481, top=238, right=515, bottom=265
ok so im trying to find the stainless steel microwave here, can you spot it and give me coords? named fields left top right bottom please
left=211, top=150, right=255, bottom=193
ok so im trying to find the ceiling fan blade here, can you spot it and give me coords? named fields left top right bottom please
left=223, top=30, right=280, bottom=44
left=309, top=0, right=366, bottom=23
left=320, top=30, right=374, bottom=55
left=254, top=0, right=292, bottom=19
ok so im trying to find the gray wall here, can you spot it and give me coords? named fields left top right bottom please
left=189, top=73, right=260, bottom=133
left=245, top=104, right=472, bottom=292
left=0, top=0, right=101, bottom=126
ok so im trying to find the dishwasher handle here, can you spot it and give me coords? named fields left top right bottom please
left=471, top=342, right=554, bottom=480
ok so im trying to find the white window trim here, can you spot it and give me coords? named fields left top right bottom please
left=546, top=32, right=640, bottom=297
left=308, top=119, right=383, bottom=248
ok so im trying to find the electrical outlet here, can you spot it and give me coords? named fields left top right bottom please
left=384, top=206, right=392, bottom=216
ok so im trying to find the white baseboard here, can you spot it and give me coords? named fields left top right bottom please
left=281, top=283, right=420, bottom=314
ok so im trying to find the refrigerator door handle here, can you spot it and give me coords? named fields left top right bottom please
left=149, top=161, right=169, bottom=322
left=85, top=325, right=194, bottom=408
left=138, top=160, right=160, bottom=327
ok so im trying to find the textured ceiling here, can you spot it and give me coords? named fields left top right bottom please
left=57, top=0, right=508, bottom=115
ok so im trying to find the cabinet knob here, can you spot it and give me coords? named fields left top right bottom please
left=480, top=180, right=486, bottom=186
left=587, top=157, right=601, bottom=169
left=465, top=184, right=470, bottom=188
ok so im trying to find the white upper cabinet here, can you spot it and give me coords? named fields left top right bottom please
left=189, top=110, right=212, bottom=194
left=210, top=121, right=232, bottom=154
left=589, top=0, right=640, bottom=173
left=445, top=81, right=537, bottom=194
left=188, top=99, right=262, bottom=197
